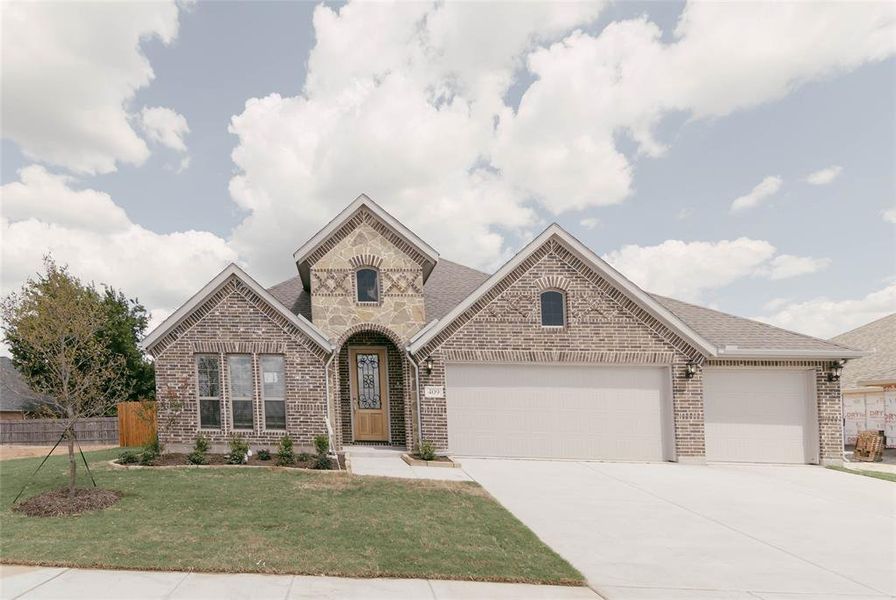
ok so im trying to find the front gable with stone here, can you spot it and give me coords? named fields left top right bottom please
left=146, top=195, right=863, bottom=464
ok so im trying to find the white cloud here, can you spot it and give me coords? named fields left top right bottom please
left=805, top=165, right=842, bottom=185
left=1, top=166, right=237, bottom=333
left=883, top=207, right=896, bottom=224
left=756, top=283, right=896, bottom=339
left=1, top=165, right=130, bottom=233
left=580, top=217, right=600, bottom=229
left=140, top=107, right=190, bottom=153
left=603, top=238, right=829, bottom=302
left=730, top=176, right=783, bottom=213
left=0, top=2, right=181, bottom=174
left=227, top=2, right=894, bottom=280
left=763, top=254, right=832, bottom=280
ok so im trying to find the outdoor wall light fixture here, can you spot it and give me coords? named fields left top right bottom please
left=685, top=361, right=698, bottom=379
left=827, top=359, right=846, bottom=382
left=424, top=357, right=433, bottom=375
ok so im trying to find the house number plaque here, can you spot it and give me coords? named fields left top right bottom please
left=424, top=386, right=444, bottom=399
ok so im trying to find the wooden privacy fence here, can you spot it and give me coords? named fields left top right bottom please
left=117, top=401, right=157, bottom=447
left=0, top=417, right=118, bottom=445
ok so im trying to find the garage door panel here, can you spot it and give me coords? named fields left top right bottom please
left=704, top=369, right=817, bottom=464
left=446, top=363, right=671, bottom=461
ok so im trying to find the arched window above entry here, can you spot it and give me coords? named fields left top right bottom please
left=540, top=290, right=565, bottom=327
left=356, top=268, right=379, bottom=303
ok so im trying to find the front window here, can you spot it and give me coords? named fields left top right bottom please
left=196, top=355, right=221, bottom=429
left=261, top=355, right=286, bottom=430
left=228, top=355, right=254, bottom=430
left=356, top=268, right=379, bottom=303
left=540, top=290, right=566, bottom=327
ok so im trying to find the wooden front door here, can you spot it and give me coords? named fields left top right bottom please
left=349, top=347, right=389, bottom=442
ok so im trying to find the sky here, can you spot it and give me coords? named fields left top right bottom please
left=1, top=0, right=895, bottom=350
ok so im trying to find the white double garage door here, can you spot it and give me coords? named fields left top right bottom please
left=445, top=363, right=819, bottom=464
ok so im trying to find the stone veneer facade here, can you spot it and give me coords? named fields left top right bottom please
left=309, top=216, right=426, bottom=342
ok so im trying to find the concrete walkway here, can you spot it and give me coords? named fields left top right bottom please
left=0, top=566, right=599, bottom=600
left=345, top=446, right=472, bottom=481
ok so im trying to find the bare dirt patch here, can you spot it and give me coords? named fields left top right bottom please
left=0, top=444, right=117, bottom=461
left=13, top=487, right=122, bottom=517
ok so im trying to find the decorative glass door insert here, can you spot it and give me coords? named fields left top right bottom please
left=356, top=353, right=381, bottom=409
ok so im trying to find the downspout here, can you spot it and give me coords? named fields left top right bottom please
left=323, top=350, right=339, bottom=468
left=406, top=347, right=423, bottom=452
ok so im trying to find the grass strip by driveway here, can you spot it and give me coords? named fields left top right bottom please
left=0, top=449, right=582, bottom=585
left=827, top=465, right=896, bottom=483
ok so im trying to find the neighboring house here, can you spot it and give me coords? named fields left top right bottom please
left=831, top=314, right=896, bottom=447
left=0, top=356, right=49, bottom=420
left=143, top=195, right=862, bottom=465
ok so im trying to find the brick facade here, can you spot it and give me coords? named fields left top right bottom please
left=150, top=208, right=848, bottom=465
left=151, top=276, right=329, bottom=453
left=416, top=239, right=707, bottom=458
left=335, top=330, right=409, bottom=447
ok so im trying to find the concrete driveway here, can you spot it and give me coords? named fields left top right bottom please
left=461, top=459, right=895, bottom=600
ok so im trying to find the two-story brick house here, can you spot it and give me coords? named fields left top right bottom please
left=143, top=195, right=863, bottom=465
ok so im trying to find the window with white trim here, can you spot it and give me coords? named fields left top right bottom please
left=540, top=290, right=566, bottom=327
left=228, top=355, right=254, bottom=430
left=196, top=355, right=222, bottom=429
left=356, top=268, right=379, bottom=303
left=260, top=355, right=286, bottom=430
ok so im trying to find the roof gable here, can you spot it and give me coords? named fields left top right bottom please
left=142, top=264, right=332, bottom=355
left=293, top=195, right=439, bottom=289
left=831, top=312, right=896, bottom=387
left=410, top=224, right=717, bottom=357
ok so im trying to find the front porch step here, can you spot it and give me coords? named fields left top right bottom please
left=344, top=445, right=407, bottom=457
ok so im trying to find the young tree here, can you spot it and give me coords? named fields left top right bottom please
left=1, top=258, right=128, bottom=497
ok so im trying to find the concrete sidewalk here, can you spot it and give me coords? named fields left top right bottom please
left=0, top=566, right=599, bottom=600
left=345, top=446, right=472, bottom=481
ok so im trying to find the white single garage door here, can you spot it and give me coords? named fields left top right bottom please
left=703, top=369, right=818, bottom=464
left=445, top=363, right=673, bottom=461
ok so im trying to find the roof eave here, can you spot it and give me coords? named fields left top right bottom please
left=410, top=224, right=717, bottom=357
left=292, top=195, right=439, bottom=285
left=713, top=348, right=867, bottom=360
left=141, top=263, right=333, bottom=354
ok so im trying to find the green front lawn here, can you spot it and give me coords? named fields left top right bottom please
left=0, top=449, right=582, bottom=585
left=827, top=465, right=896, bottom=483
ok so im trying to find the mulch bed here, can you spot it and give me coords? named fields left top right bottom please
left=14, top=488, right=122, bottom=517
left=138, top=453, right=344, bottom=470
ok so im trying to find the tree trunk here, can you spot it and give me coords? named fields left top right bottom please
left=66, top=428, right=76, bottom=498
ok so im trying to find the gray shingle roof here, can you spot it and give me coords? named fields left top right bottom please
left=267, top=259, right=857, bottom=358
left=0, top=357, right=50, bottom=413
left=831, top=313, right=896, bottom=388
left=650, top=294, right=859, bottom=355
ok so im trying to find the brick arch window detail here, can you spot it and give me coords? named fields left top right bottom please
left=349, top=254, right=384, bottom=269
left=534, top=275, right=570, bottom=292
left=539, top=289, right=566, bottom=327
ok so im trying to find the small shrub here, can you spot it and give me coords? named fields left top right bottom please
left=297, top=452, right=312, bottom=463
left=193, top=434, right=210, bottom=454
left=118, top=450, right=139, bottom=465
left=313, top=454, right=332, bottom=470
left=139, top=434, right=162, bottom=465
left=419, top=440, right=436, bottom=461
left=187, top=450, right=207, bottom=465
left=276, top=435, right=294, bottom=466
left=226, top=433, right=249, bottom=465
left=257, top=448, right=271, bottom=461
left=313, top=434, right=329, bottom=457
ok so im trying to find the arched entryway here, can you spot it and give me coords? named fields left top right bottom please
left=334, top=325, right=410, bottom=447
